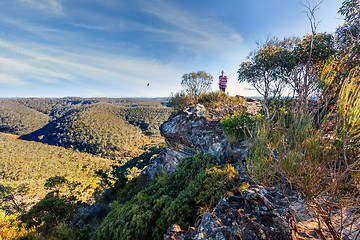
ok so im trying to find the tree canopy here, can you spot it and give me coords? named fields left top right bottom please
left=181, top=71, right=213, bottom=99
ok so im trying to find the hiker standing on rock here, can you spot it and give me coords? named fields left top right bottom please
left=219, top=70, right=227, bottom=92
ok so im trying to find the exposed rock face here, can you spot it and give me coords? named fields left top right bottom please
left=143, top=104, right=247, bottom=178
left=245, top=97, right=262, bottom=115
left=192, top=193, right=292, bottom=240
left=164, top=224, right=191, bottom=240
left=164, top=186, right=295, bottom=240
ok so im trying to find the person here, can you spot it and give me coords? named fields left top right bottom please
left=219, top=70, right=227, bottom=92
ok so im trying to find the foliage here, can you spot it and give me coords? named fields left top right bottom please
left=197, top=91, right=246, bottom=109
left=336, top=70, right=360, bottom=148
left=113, top=143, right=165, bottom=180
left=96, top=154, right=240, bottom=240
left=44, top=176, right=82, bottom=199
left=181, top=71, right=213, bottom=99
left=291, top=33, right=336, bottom=105
left=238, top=38, right=288, bottom=115
left=117, top=106, right=171, bottom=136
left=11, top=97, right=169, bottom=120
left=0, top=183, right=28, bottom=215
left=21, top=176, right=84, bottom=237
left=0, top=212, right=38, bottom=240
left=294, top=33, right=335, bottom=65
left=220, top=112, right=255, bottom=142
left=44, top=176, right=69, bottom=191
left=245, top=71, right=360, bottom=238
left=0, top=133, right=112, bottom=208
left=339, top=0, right=360, bottom=24
left=21, top=196, right=83, bottom=237
left=238, top=35, right=335, bottom=113
left=0, top=97, right=170, bottom=161
left=168, top=92, right=195, bottom=111
left=55, top=223, right=95, bottom=240
left=169, top=91, right=246, bottom=112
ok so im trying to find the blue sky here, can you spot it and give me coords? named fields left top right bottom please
left=0, top=0, right=344, bottom=98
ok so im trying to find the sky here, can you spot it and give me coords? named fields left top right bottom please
left=0, top=0, right=344, bottom=98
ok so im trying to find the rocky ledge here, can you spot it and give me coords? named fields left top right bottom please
left=164, top=171, right=299, bottom=240
left=142, top=104, right=248, bottom=178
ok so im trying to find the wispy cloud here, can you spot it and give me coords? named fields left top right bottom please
left=17, top=0, right=64, bottom=15
left=0, top=39, right=182, bottom=97
left=139, top=0, right=243, bottom=53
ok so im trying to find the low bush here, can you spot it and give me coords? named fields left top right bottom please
left=168, top=92, right=195, bottom=110
left=220, top=112, right=255, bottom=142
left=246, top=73, right=360, bottom=239
left=0, top=212, right=38, bottom=240
left=169, top=91, right=246, bottom=111
left=96, top=154, right=240, bottom=240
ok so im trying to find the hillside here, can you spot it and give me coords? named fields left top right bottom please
left=19, top=102, right=168, bottom=160
left=11, top=97, right=169, bottom=120
left=0, top=97, right=171, bottom=160
left=0, top=100, right=50, bottom=135
left=0, top=133, right=112, bottom=208
left=118, top=106, right=173, bottom=135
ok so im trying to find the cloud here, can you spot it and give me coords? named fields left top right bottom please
left=139, top=0, right=243, bottom=53
left=17, top=0, right=64, bottom=15
left=0, top=39, right=182, bottom=97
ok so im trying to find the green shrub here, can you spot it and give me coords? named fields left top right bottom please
left=168, top=92, right=195, bottom=110
left=220, top=112, right=255, bottom=142
left=96, top=154, right=239, bottom=240
left=198, top=91, right=246, bottom=109
left=21, top=176, right=85, bottom=237
left=245, top=75, right=360, bottom=238
left=55, top=223, right=94, bottom=240
left=21, top=196, right=84, bottom=236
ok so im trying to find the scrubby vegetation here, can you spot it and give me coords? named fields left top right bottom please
left=0, top=97, right=171, bottom=239
left=0, top=133, right=112, bottom=212
left=231, top=1, right=360, bottom=238
left=0, top=212, right=38, bottom=239
left=169, top=90, right=246, bottom=112
left=220, top=112, right=255, bottom=142
left=96, top=154, right=240, bottom=240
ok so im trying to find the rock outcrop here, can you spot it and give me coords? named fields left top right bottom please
left=164, top=173, right=297, bottom=240
left=148, top=99, right=296, bottom=240
left=142, top=104, right=248, bottom=178
left=191, top=186, right=295, bottom=240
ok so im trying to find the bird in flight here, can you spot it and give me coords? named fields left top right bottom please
left=147, top=83, right=150, bottom=87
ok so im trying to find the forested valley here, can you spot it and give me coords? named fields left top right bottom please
left=0, top=97, right=170, bottom=239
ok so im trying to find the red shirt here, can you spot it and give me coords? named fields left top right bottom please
left=219, top=75, right=227, bottom=88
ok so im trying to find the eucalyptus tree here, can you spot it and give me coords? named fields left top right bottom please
left=288, top=33, right=335, bottom=107
left=181, top=71, right=213, bottom=100
left=238, top=38, right=288, bottom=116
